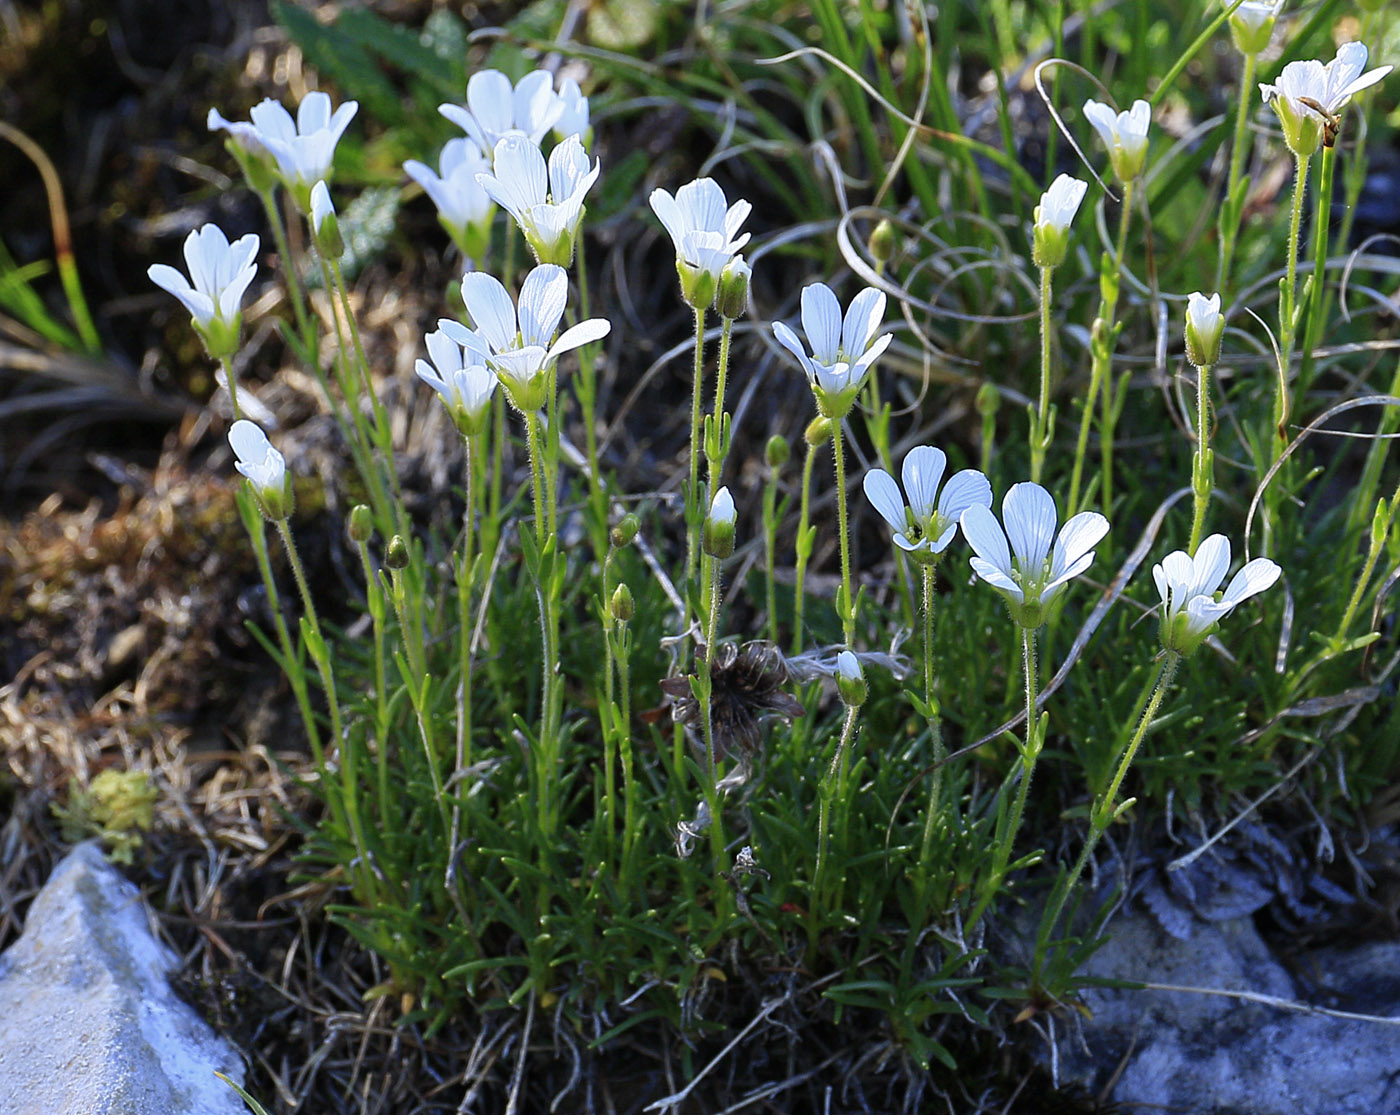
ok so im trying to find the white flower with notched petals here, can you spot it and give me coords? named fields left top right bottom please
left=447, top=264, right=610, bottom=413
left=862, top=447, right=992, bottom=565
left=1260, top=42, right=1391, bottom=157
left=554, top=77, right=591, bottom=143
left=405, top=139, right=496, bottom=259
left=440, top=70, right=563, bottom=159
left=416, top=326, right=499, bottom=438
left=245, top=92, right=358, bottom=209
left=960, top=482, right=1110, bottom=628
left=1154, top=534, right=1281, bottom=656
left=649, top=178, right=752, bottom=309
left=773, top=283, right=892, bottom=419
left=229, top=419, right=290, bottom=520
left=476, top=134, right=599, bottom=266
left=1032, top=174, right=1088, bottom=268
left=148, top=224, right=260, bottom=360
left=1084, top=99, right=1151, bottom=183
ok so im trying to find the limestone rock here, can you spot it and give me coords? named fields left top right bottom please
left=0, top=842, right=246, bottom=1115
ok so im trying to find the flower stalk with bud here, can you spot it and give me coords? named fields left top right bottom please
left=1029, top=174, right=1087, bottom=483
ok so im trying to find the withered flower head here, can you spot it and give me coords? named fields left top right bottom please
left=659, top=640, right=806, bottom=760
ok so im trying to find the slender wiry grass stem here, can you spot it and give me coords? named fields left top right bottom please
left=1335, top=474, right=1400, bottom=647
left=219, top=355, right=243, bottom=422
left=256, top=185, right=313, bottom=351
left=1069, top=179, right=1134, bottom=514
left=1188, top=361, right=1214, bottom=556
left=1030, top=264, right=1055, bottom=484
left=831, top=423, right=856, bottom=644
left=1217, top=49, right=1258, bottom=292
left=686, top=305, right=707, bottom=596
left=968, top=625, right=1042, bottom=932
left=1275, top=153, right=1311, bottom=462
left=791, top=435, right=822, bottom=655
left=1034, top=652, right=1179, bottom=977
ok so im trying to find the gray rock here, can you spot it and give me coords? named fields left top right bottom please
left=0, top=842, right=246, bottom=1115
left=1045, top=906, right=1400, bottom=1114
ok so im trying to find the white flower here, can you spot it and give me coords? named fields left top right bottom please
left=1228, top=1, right=1282, bottom=55
left=1261, top=42, right=1391, bottom=157
left=772, top=283, right=892, bottom=418
left=405, top=139, right=496, bottom=258
left=208, top=107, right=268, bottom=156
left=229, top=419, right=290, bottom=520
left=835, top=649, right=866, bottom=707
left=960, top=482, right=1110, bottom=627
left=246, top=92, right=358, bottom=208
left=862, top=447, right=992, bottom=565
left=308, top=181, right=342, bottom=259
left=1154, top=534, right=1281, bottom=655
left=416, top=326, right=499, bottom=437
left=554, top=77, right=590, bottom=142
left=440, top=70, right=563, bottom=159
left=1185, top=291, right=1224, bottom=367
left=708, top=486, right=736, bottom=527
left=649, top=178, right=752, bottom=309
left=148, top=224, right=259, bottom=360
left=1032, top=174, right=1088, bottom=268
left=476, top=134, right=599, bottom=266
left=447, top=264, right=610, bottom=412
left=1083, top=99, right=1151, bottom=182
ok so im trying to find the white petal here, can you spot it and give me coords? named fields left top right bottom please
left=148, top=264, right=210, bottom=322
left=517, top=264, right=569, bottom=346
left=415, top=358, right=449, bottom=399
left=460, top=271, right=519, bottom=352
left=862, top=469, right=907, bottom=533
left=901, top=446, right=946, bottom=519
left=649, top=188, right=686, bottom=252
left=425, top=327, right=463, bottom=376
left=466, top=70, right=514, bottom=142
left=229, top=418, right=274, bottom=466
left=1002, top=482, right=1058, bottom=570
left=1083, top=100, right=1119, bottom=146
left=1050, top=510, right=1110, bottom=580
left=970, top=556, right=1024, bottom=603
left=1188, top=534, right=1231, bottom=599
left=841, top=287, right=886, bottom=356
left=513, top=70, right=563, bottom=141
left=548, top=317, right=611, bottom=362
left=296, top=91, right=331, bottom=135
left=722, top=198, right=752, bottom=244
left=482, top=135, right=547, bottom=217
left=960, top=504, right=1012, bottom=577
left=772, top=320, right=816, bottom=382
left=849, top=332, right=893, bottom=380
left=1042, top=550, right=1096, bottom=603
left=1219, top=558, right=1282, bottom=609
left=249, top=98, right=297, bottom=145
left=936, top=468, right=993, bottom=524
left=677, top=178, right=726, bottom=234
left=800, top=283, right=843, bottom=365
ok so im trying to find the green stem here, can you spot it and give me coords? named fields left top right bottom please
left=1275, top=153, right=1310, bottom=463
left=256, top=185, right=313, bottom=351
left=1188, top=361, right=1214, bottom=556
left=1336, top=474, right=1400, bottom=646
left=1030, top=264, right=1055, bottom=484
left=219, top=355, right=243, bottom=422
left=686, top=305, right=708, bottom=598
left=916, top=564, right=947, bottom=885
left=810, top=701, right=861, bottom=962
left=450, top=436, right=477, bottom=868
left=832, top=423, right=856, bottom=644
left=1217, top=50, right=1258, bottom=292
left=1298, top=144, right=1337, bottom=397
left=791, top=437, right=822, bottom=656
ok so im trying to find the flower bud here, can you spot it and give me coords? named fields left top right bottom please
left=869, top=218, right=896, bottom=265
left=975, top=381, right=1000, bottom=418
left=835, top=650, right=866, bottom=707
left=804, top=417, right=833, bottom=448
left=1228, top=1, right=1279, bottom=57
left=610, top=513, right=640, bottom=548
left=765, top=435, right=790, bottom=469
left=309, top=181, right=344, bottom=261
left=610, top=582, right=634, bottom=623
left=347, top=504, right=373, bottom=544
left=1032, top=174, right=1088, bottom=269
left=1184, top=291, right=1224, bottom=368
left=386, top=534, right=410, bottom=570
left=702, top=486, right=736, bottom=559
left=715, top=256, right=751, bottom=320
left=228, top=420, right=291, bottom=521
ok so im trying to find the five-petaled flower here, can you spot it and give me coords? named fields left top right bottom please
left=416, top=326, right=499, bottom=438
left=440, top=70, right=563, bottom=160
left=1084, top=99, right=1152, bottom=183
left=148, top=224, right=260, bottom=361
left=862, top=447, right=992, bottom=566
left=229, top=419, right=291, bottom=521
left=649, top=178, right=752, bottom=310
left=234, top=92, right=359, bottom=211
left=1032, top=174, right=1089, bottom=269
left=477, top=134, right=600, bottom=266
left=404, top=138, right=496, bottom=260
left=772, top=283, right=892, bottom=419
left=1154, top=534, right=1281, bottom=656
left=960, top=482, right=1110, bottom=628
left=1260, top=41, right=1391, bottom=157
left=447, top=264, right=610, bottom=413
